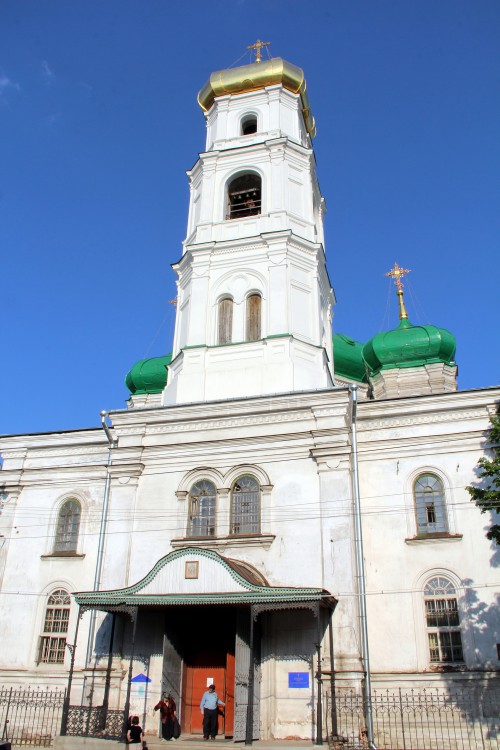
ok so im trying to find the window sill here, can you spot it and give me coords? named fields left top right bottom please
left=428, top=663, right=467, bottom=672
left=171, top=534, right=275, bottom=551
left=41, top=553, right=85, bottom=559
left=405, top=533, right=462, bottom=545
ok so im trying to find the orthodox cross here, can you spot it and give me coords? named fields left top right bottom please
left=385, top=262, right=411, bottom=320
left=247, top=39, right=270, bottom=63
left=385, top=262, right=411, bottom=291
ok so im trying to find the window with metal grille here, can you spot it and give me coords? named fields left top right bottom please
left=227, top=173, right=261, bottom=219
left=39, top=589, right=71, bottom=664
left=189, top=480, right=217, bottom=537
left=414, top=474, right=447, bottom=534
left=231, top=476, right=260, bottom=535
left=246, top=294, right=261, bottom=341
left=424, top=577, right=463, bottom=663
left=54, top=499, right=81, bottom=553
left=218, top=298, right=233, bottom=345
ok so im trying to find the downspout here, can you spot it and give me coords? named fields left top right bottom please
left=349, top=385, right=376, bottom=749
left=84, top=412, right=117, bottom=672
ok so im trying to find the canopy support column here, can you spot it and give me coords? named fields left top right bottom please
left=121, top=607, right=139, bottom=742
left=245, top=605, right=255, bottom=747
left=60, top=606, right=83, bottom=736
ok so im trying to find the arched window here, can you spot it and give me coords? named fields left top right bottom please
left=189, top=480, right=217, bottom=537
left=241, top=114, right=257, bottom=135
left=424, top=577, right=463, bottom=663
left=246, top=294, right=261, bottom=341
left=54, top=499, right=81, bottom=553
left=414, top=474, right=447, bottom=534
left=218, top=297, right=233, bottom=345
left=231, top=475, right=260, bottom=535
left=39, top=589, right=71, bottom=664
left=227, top=173, right=261, bottom=220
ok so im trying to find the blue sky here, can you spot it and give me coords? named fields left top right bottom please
left=1, top=0, right=499, bottom=434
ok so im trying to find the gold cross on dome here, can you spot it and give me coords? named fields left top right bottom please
left=385, top=262, right=411, bottom=291
left=247, top=39, right=270, bottom=63
left=385, top=262, right=411, bottom=320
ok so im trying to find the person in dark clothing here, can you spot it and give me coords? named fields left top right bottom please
left=127, top=716, right=143, bottom=745
left=154, top=693, right=177, bottom=741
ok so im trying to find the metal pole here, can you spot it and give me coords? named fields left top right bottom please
left=84, top=413, right=117, bottom=673
left=349, top=385, right=377, bottom=749
left=60, top=608, right=82, bottom=735
left=122, top=609, right=139, bottom=742
left=245, top=606, right=255, bottom=746
left=328, top=617, right=338, bottom=739
left=99, top=612, right=116, bottom=731
left=315, top=637, right=323, bottom=746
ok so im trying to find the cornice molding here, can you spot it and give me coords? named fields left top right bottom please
left=360, top=408, right=487, bottom=432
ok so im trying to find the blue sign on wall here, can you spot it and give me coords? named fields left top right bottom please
left=288, top=672, right=309, bottom=688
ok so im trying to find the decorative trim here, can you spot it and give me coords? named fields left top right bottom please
left=41, top=553, right=86, bottom=560
left=73, top=546, right=333, bottom=608
left=171, top=534, right=275, bottom=550
left=361, top=408, right=487, bottom=431
left=405, top=534, right=463, bottom=546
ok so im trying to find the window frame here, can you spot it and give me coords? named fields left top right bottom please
left=226, top=172, right=262, bottom=221
left=230, top=475, right=261, bottom=536
left=423, top=576, right=464, bottom=664
left=240, top=113, right=258, bottom=136
left=413, top=473, right=448, bottom=535
left=38, top=589, right=71, bottom=665
left=245, top=293, right=262, bottom=341
left=54, top=498, right=82, bottom=554
left=188, top=480, right=217, bottom=538
left=217, top=297, right=234, bottom=345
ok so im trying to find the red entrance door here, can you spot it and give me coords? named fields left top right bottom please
left=182, top=651, right=235, bottom=736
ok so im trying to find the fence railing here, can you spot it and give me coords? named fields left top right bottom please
left=326, top=687, right=500, bottom=750
left=65, top=706, right=123, bottom=740
left=0, top=688, right=65, bottom=747
left=1, top=684, right=499, bottom=748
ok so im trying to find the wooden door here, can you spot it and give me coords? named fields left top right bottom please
left=182, top=655, right=225, bottom=735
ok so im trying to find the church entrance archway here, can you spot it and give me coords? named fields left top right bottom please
left=165, top=607, right=236, bottom=737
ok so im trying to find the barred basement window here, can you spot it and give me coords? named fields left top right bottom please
left=39, top=589, right=71, bottom=664
left=246, top=294, right=261, bottom=341
left=189, top=480, right=217, bottom=537
left=424, top=577, right=463, bottom=663
left=54, top=499, right=81, bottom=553
left=414, top=474, right=447, bottom=534
left=218, top=298, right=233, bottom=345
left=231, top=475, right=260, bottom=535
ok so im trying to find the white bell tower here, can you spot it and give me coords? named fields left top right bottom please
left=163, top=52, right=335, bottom=405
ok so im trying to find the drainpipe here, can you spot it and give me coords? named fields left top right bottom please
left=349, top=386, right=376, bottom=749
left=84, top=412, right=117, bottom=679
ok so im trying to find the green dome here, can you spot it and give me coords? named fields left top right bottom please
left=362, top=318, right=456, bottom=376
left=333, top=334, right=367, bottom=383
left=126, top=354, right=172, bottom=395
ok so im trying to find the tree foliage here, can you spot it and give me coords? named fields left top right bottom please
left=467, top=404, right=500, bottom=544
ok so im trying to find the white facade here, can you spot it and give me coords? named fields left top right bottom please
left=0, top=57, right=499, bottom=744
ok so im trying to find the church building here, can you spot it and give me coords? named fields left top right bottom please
left=0, top=47, right=498, bottom=746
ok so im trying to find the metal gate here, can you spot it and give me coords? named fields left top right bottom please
left=0, top=688, right=65, bottom=747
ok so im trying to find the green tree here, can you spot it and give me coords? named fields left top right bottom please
left=467, top=404, right=500, bottom=543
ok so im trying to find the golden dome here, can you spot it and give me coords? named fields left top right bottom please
left=197, top=57, right=316, bottom=138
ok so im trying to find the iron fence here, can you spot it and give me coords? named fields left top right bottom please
left=326, top=687, right=500, bottom=750
left=0, top=688, right=65, bottom=747
left=65, top=706, right=123, bottom=740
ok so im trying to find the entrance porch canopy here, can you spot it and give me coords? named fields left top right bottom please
left=73, top=547, right=337, bottom=612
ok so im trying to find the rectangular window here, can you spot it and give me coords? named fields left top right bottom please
left=40, top=636, right=67, bottom=664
